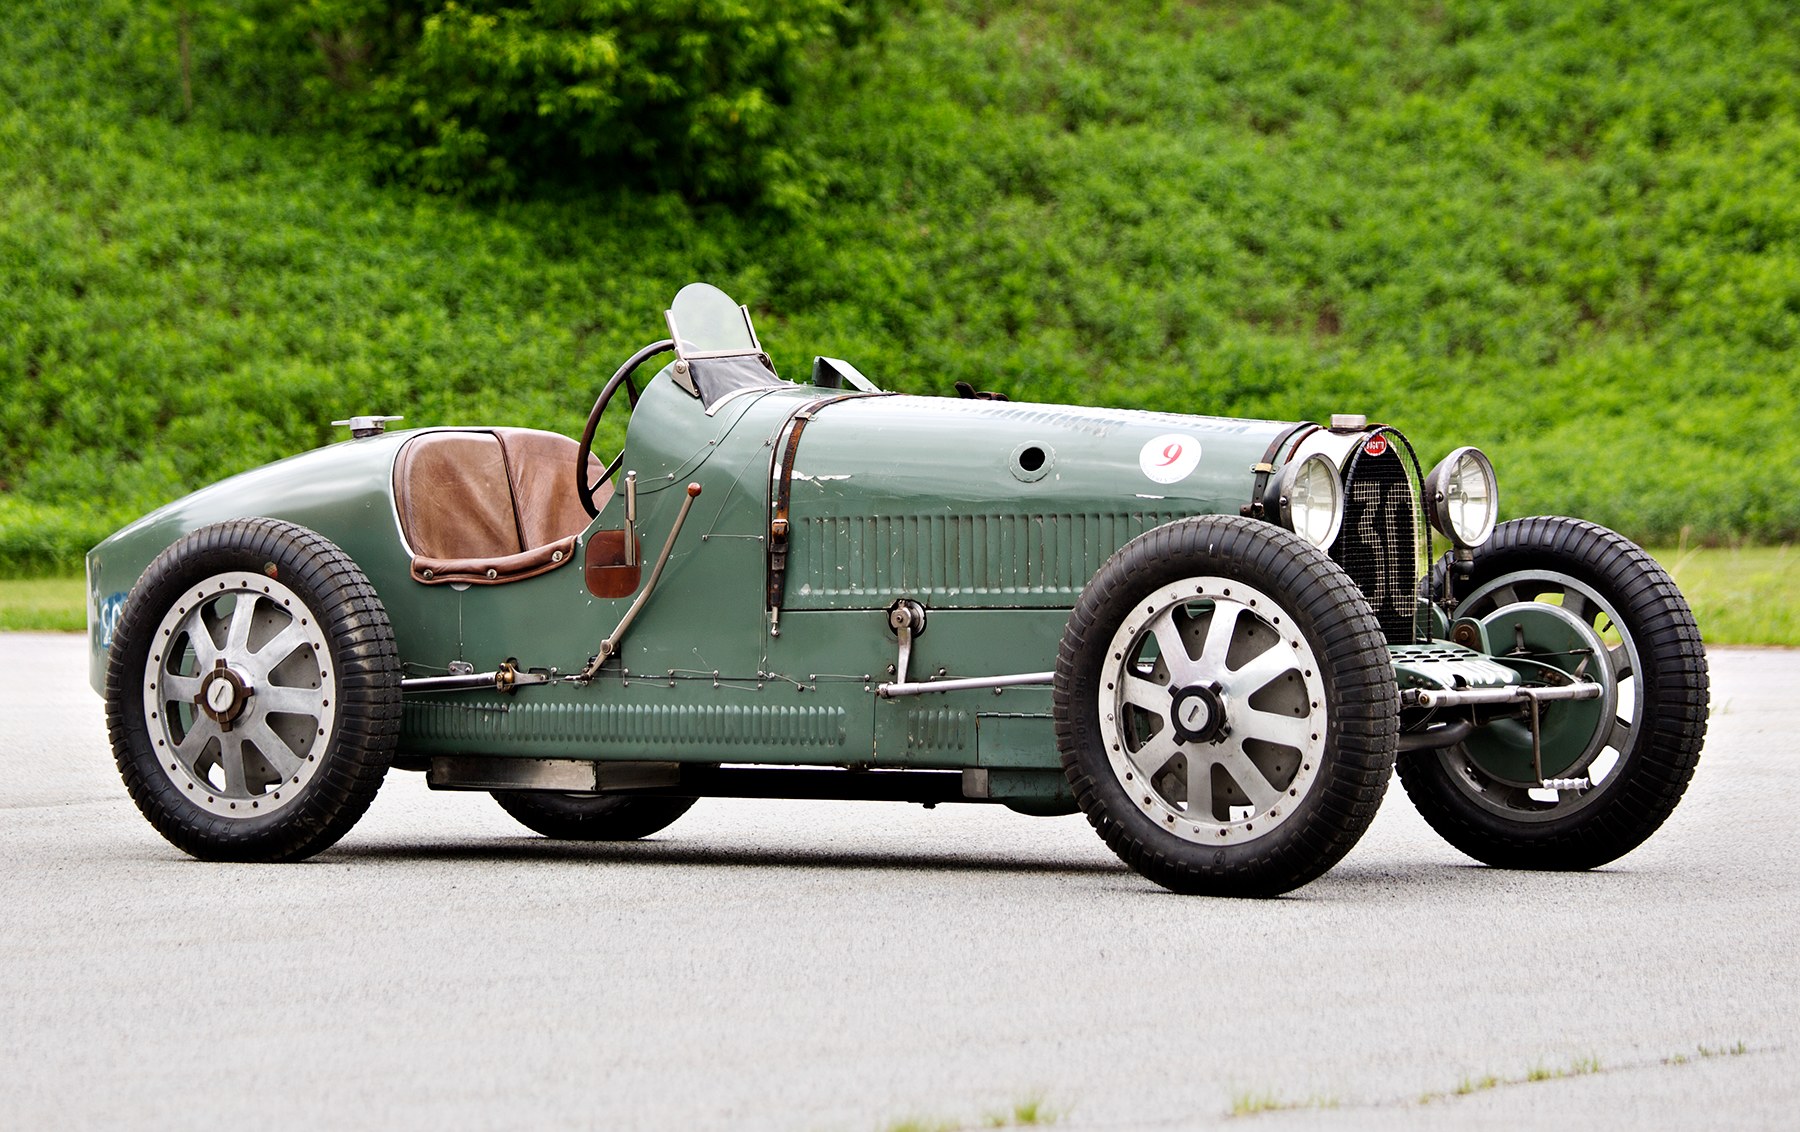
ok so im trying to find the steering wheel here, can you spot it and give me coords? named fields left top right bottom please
left=578, top=338, right=675, bottom=518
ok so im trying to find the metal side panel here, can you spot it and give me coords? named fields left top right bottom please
left=975, top=713, right=1060, bottom=770
left=398, top=678, right=863, bottom=764
left=774, top=396, right=1287, bottom=611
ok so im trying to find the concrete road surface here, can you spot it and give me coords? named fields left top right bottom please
left=3, top=634, right=1796, bottom=1130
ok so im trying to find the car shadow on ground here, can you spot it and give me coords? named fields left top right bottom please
left=322, top=835, right=1131, bottom=878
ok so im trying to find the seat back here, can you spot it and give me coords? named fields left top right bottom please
left=393, top=431, right=523, bottom=560
left=495, top=428, right=599, bottom=551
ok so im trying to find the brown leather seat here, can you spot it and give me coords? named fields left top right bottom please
left=393, top=428, right=611, bottom=585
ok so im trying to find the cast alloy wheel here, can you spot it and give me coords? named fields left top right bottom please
left=1056, top=516, right=1398, bottom=897
left=141, top=571, right=338, bottom=817
left=1096, top=577, right=1328, bottom=846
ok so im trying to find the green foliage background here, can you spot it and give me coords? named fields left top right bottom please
left=3, top=0, right=1799, bottom=574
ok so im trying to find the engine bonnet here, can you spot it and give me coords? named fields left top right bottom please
left=771, top=394, right=1292, bottom=611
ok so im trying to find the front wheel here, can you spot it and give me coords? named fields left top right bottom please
left=105, top=518, right=401, bottom=862
left=1054, top=516, right=1398, bottom=897
left=1398, top=517, right=1708, bottom=870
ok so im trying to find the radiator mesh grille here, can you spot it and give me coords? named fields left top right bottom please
left=1332, top=446, right=1423, bottom=644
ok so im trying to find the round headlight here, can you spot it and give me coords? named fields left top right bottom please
left=1424, top=446, right=1498, bottom=548
left=1271, top=453, right=1344, bottom=549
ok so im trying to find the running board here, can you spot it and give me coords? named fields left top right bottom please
left=425, top=759, right=1001, bottom=804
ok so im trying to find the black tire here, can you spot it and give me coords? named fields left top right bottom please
left=1055, top=516, right=1398, bottom=897
left=105, top=518, right=400, bottom=862
left=492, top=792, right=697, bottom=840
left=1398, top=517, right=1708, bottom=870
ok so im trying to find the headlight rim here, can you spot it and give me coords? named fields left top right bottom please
left=1269, top=452, right=1345, bottom=550
left=1424, top=445, right=1499, bottom=549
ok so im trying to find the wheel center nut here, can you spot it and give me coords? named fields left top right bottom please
left=1170, top=683, right=1228, bottom=745
left=198, top=665, right=254, bottom=725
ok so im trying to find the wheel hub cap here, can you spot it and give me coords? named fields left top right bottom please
left=199, top=664, right=254, bottom=725
left=1169, top=683, right=1227, bottom=745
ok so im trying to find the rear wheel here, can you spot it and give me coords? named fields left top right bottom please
left=1055, top=516, right=1398, bottom=897
left=1398, top=517, right=1708, bottom=869
left=105, top=519, right=400, bottom=862
left=492, top=792, right=697, bottom=841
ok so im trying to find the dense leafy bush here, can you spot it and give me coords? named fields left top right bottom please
left=120, top=0, right=873, bottom=201
left=294, top=0, right=866, bottom=199
left=2, top=0, right=1798, bottom=576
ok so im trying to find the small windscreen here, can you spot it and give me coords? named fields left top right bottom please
left=669, top=283, right=757, bottom=356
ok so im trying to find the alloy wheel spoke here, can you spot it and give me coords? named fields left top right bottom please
left=224, top=593, right=259, bottom=656
left=1125, top=731, right=1183, bottom=783
left=163, top=673, right=203, bottom=704
left=173, top=716, right=221, bottom=762
left=1120, top=674, right=1170, bottom=715
left=1483, top=583, right=1521, bottom=611
left=1560, top=589, right=1596, bottom=624
left=240, top=716, right=303, bottom=778
left=249, top=620, right=310, bottom=676
left=1148, top=611, right=1196, bottom=685
left=1196, top=601, right=1244, bottom=668
left=1606, top=716, right=1635, bottom=752
left=1208, top=741, right=1283, bottom=813
left=217, top=736, right=250, bottom=795
left=255, top=684, right=325, bottom=716
left=1606, top=643, right=1633, bottom=681
left=180, top=610, right=220, bottom=671
left=1226, top=644, right=1297, bottom=698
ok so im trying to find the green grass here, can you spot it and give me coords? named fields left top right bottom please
left=1410, top=1054, right=1603, bottom=1109
left=881, top=1096, right=1057, bottom=1132
left=0, top=576, right=85, bottom=632
left=4, top=1, right=1800, bottom=573
left=1658, top=544, right=1800, bottom=646
left=984, top=1096, right=1056, bottom=1127
left=1229, top=1090, right=1338, bottom=1117
left=1262, top=1044, right=1750, bottom=1114
left=1670, top=1041, right=1752, bottom=1064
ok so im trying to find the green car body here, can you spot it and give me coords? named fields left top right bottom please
left=89, top=381, right=1281, bottom=792
left=86, top=284, right=1709, bottom=893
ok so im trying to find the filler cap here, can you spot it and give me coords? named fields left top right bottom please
left=332, top=415, right=404, bottom=439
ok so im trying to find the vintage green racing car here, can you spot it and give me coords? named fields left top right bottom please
left=85, top=283, right=1710, bottom=896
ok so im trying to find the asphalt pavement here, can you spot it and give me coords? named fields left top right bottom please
left=3, top=633, right=1796, bottom=1131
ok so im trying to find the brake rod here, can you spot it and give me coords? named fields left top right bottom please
left=579, top=482, right=703, bottom=681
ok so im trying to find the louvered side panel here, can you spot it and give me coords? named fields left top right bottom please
left=404, top=701, right=849, bottom=748
left=789, top=512, right=1181, bottom=607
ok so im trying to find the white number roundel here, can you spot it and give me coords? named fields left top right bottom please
left=1138, top=433, right=1202, bottom=484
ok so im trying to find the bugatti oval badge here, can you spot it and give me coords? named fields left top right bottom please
left=1363, top=435, right=1389, bottom=457
left=1139, top=434, right=1202, bottom=484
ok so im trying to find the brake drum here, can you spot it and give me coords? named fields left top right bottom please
left=1459, top=602, right=1614, bottom=785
